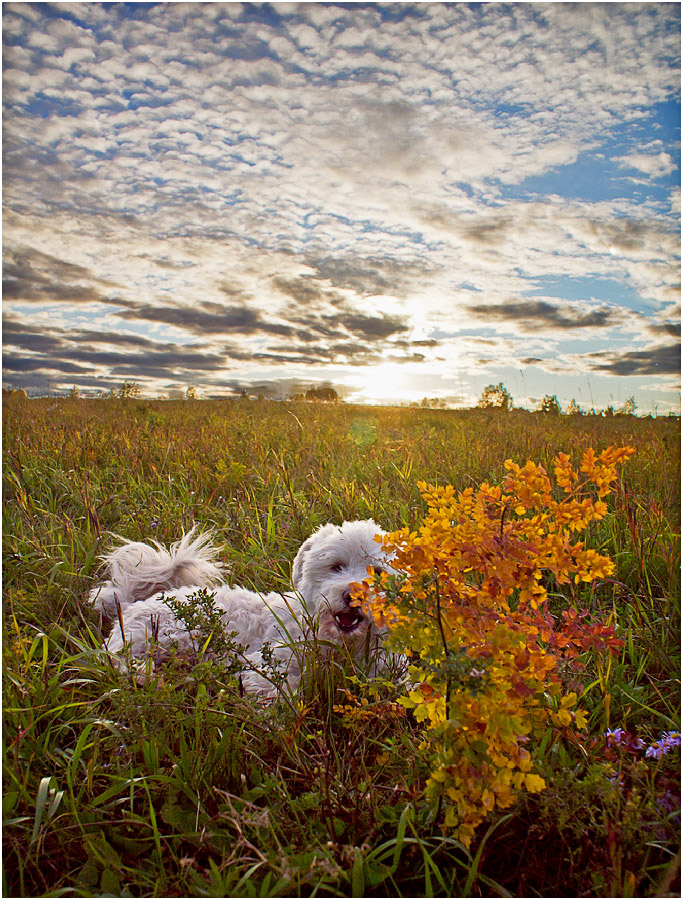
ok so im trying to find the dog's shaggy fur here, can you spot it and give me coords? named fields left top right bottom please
left=89, top=521, right=393, bottom=696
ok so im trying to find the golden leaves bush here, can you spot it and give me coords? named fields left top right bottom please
left=354, top=446, right=634, bottom=847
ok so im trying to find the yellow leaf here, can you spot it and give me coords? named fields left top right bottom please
left=412, top=705, right=431, bottom=723
left=574, top=708, right=588, bottom=730
left=397, top=696, right=416, bottom=710
left=524, top=773, right=546, bottom=793
left=556, top=708, right=572, bottom=726
left=511, top=771, right=525, bottom=789
left=518, top=754, right=533, bottom=772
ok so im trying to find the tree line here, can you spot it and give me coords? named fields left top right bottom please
left=5, top=380, right=648, bottom=417
left=476, top=381, right=638, bottom=417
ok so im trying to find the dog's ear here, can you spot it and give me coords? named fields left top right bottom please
left=291, top=524, right=339, bottom=589
left=291, top=534, right=316, bottom=590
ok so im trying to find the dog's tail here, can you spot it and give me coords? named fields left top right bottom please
left=89, top=527, right=225, bottom=617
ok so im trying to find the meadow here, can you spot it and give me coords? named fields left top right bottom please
left=3, top=394, right=680, bottom=898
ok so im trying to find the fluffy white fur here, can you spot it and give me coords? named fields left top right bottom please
left=89, top=521, right=393, bottom=696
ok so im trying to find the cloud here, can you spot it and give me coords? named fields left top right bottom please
left=464, top=299, right=628, bottom=332
left=646, top=320, right=681, bottom=339
left=272, top=276, right=329, bottom=305
left=460, top=217, right=513, bottom=246
left=282, top=256, right=434, bottom=299
left=586, top=343, right=680, bottom=376
left=3, top=353, right=90, bottom=375
left=327, top=311, right=409, bottom=340
left=614, top=151, right=678, bottom=178
left=586, top=217, right=677, bottom=254
left=2, top=314, right=66, bottom=353
left=2, top=341, right=233, bottom=392
left=2, top=309, right=234, bottom=374
left=2, top=246, right=114, bottom=303
left=115, top=299, right=295, bottom=337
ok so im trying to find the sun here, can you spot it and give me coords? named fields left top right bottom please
left=354, top=362, right=407, bottom=404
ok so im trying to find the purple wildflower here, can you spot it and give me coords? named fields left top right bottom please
left=646, top=731, right=681, bottom=760
left=605, top=728, right=626, bottom=746
left=604, top=728, right=647, bottom=753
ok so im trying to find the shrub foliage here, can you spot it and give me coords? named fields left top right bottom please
left=356, top=446, right=634, bottom=845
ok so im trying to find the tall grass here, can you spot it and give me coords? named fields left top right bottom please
left=3, top=395, right=680, bottom=897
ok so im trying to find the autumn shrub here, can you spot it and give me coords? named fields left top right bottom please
left=355, top=445, right=635, bottom=846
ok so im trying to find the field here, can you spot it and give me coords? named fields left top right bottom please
left=3, top=395, right=680, bottom=898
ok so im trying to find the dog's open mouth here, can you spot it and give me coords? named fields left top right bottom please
left=334, top=610, right=364, bottom=633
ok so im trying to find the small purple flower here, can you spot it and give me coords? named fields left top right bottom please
left=604, top=729, right=648, bottom=754
left=646, top=731, right=681, bottom=760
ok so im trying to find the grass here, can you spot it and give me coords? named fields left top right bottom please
left=3, top=394, right=680, bottom=897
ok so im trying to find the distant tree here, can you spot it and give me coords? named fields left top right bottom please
left=478, top=382, right=512, bottom=410
left=68, top=386, right=80, bottom=399
left=539, top=394, right=561, bottom=415
left=603, top=405, right=615, bottom=417
left=119, top=381, right=141, bottom=399
left=565, top=398, right=584, bottom=416
left=186, top=385, right=199, bottom=400
left=305, top=386, right=338, bottom=402
left=420, top=397, right=448, bottom=409
left=3, top=387, right=27, bottom=400
left=618, top=396, right=637, bottom=416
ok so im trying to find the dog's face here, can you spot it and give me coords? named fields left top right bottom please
left=291, top=520, right=392, bottom=648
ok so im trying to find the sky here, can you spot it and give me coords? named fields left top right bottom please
left=2, top=1, right=681, bottom=413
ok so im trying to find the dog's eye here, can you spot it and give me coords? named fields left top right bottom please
left=330, top=561, right=345, bottom=573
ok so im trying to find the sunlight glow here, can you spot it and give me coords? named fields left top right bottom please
left=352, top=363, right=409, bottom=404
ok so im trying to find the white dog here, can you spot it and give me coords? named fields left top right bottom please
left=89, top=521, right=393, bottom=696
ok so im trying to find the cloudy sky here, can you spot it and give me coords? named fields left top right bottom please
left=3, top=2, right=680, bottom=411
